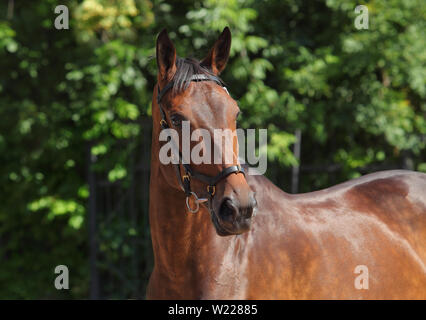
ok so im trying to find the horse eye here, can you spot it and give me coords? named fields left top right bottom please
left=170, top=114, right=184, bottom=127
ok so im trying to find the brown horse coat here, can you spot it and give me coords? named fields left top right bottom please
left=147, top=28, right=426, bottom=300
left=148, top=165, right=426, bottom=299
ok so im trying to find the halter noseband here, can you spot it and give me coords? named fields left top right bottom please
left=157, top=74, right=245, bottom=213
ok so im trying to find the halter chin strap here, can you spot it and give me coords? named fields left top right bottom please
left=157, top=74, right=245, bottom=213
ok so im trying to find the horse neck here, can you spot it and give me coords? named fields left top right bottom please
left=149, top=89, right=215, bottom=273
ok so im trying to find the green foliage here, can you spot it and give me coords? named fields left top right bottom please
left=0, top=0, right=424, bottom=298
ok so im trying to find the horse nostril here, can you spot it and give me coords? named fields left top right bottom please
left=219, top=198, right=238, bottom=220
left=243, top=194, right=257, bottom=218
left=219, top=195, right=257, bottom=221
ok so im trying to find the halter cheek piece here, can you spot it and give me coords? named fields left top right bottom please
left=157, top=74, right=245, bottom=213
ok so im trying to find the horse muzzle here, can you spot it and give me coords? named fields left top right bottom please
left=210, top=193, right=257, bottom=236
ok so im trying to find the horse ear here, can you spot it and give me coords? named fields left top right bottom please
left=156, top=29, right=177, bottom=81
left=201, top=27, right=231, bottom=75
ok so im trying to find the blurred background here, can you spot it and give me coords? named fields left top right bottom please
left=0, top=0, right=424, bottom=299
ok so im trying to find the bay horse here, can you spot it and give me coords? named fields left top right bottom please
left=147, top=27, right=426, bottom=299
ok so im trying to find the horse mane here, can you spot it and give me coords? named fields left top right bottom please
left=172, top=57, right=224, bottom=94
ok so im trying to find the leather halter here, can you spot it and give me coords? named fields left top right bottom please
left=156, top=74, right=245, bottom=213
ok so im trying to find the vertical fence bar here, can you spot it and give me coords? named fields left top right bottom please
left=87, top=143, right=100, bottom=299
left=292, top=129, right=302, bottom=194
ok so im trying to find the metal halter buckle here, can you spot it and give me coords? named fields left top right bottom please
left=186, top=192, right=200, bottom=213
left=207, top=185, right=216, bottom=196
left=160, top=119, right=167, bottom=127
